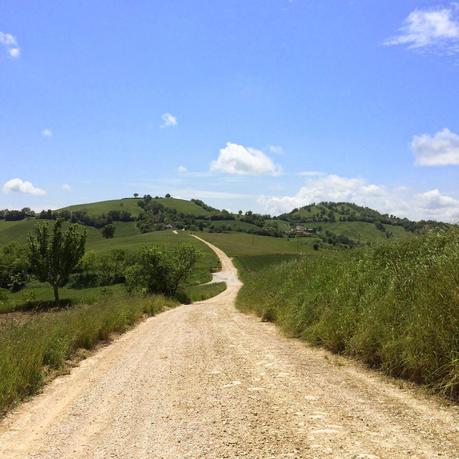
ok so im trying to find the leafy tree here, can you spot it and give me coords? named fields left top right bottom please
left=27, top=220, right=86, bottom=304
left=101, top=224, right=116, bottom=239
left=133, top=193, right=139, bottom=198
left=165, top=193, right=171, bottom=198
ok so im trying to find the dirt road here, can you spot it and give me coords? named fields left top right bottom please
left=0, top=236, right=458, bottom=458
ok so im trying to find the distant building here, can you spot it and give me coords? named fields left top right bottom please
left=292, top=225, right=315, bottom=237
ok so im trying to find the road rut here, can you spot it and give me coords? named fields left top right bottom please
left=0, top=236, right=458, bottom=458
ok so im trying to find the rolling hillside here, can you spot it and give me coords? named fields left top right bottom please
left=61, top=197, right=213, bottom=218
left=1, top=197, right=451, bottom=252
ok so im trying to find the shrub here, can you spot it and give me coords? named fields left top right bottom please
left=0, top=244, right=29, bottom=292
left=101, top=224, right=116, bottom=239
left=125, top=245, right=198, bottom=296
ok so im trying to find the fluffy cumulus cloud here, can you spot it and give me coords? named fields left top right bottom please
left=258, top=174, right=459, bottom=222
left=411, top=128, right=459, bottom=166
left=0, top=31, right=20, bottom=57
left=384, top=5, right=459, bottom=52
left=2, top=178, right=46, bottom=196
left=210, top=142, right=282, bottom=176
left=160, top=112, right=177, bottom=128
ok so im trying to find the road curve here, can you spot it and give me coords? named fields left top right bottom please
left=0, top=235, right=458, bottom=458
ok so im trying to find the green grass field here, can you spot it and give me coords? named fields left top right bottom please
left=305, top=221, right=412, bottom=243
left=208, top=220, right=260, bottom=231
left=195, top=231, right=320, bottom=256
left=0, top=219, right=102, bottom=247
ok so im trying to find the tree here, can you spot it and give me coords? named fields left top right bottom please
left=165, top=193, right=171, bottom=198
left=133, top=193, right=139, bottom=198
left=28, top=220, right=86, bottom=305
left=101, top=224, right=116, bottom=239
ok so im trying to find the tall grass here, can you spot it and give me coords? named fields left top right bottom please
left=0, top=294, right=177, bottom=415
left=237, top=229, right=459, bottom=399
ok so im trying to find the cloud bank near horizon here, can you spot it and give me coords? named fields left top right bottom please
left=258, top=174, right=459, bottom=223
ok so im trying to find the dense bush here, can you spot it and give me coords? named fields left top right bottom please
left=237, top=229, right=459, bottom=399
left=125, top=245, right=198, bottom=296
left=0, top=244, right=29, bottom=292
left=69, top=249, right=131, bottom=288
left=101, top=223, right=116, bottom=239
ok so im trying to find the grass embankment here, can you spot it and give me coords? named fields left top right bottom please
left=0, top=294, right=177, bottom=415
left=237, top=229, right=459, bottom=400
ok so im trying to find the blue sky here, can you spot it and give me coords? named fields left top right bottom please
left=1, top=0, right=459, bottom=221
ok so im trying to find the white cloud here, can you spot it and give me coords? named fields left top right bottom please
left=177, top=165, right=188, bottom=173
left=41, top=128, right=53, bottom=138
left=298, top=171, right=325, bottom=177
left=210, top=142, right=282, bottom=176
left=160, top=112, right=178, bottom=128
left=268, top=145, right=285, bottom=155
left=0, top=31, right=20, bottom=58
left=384, top=6, right=459, bottom=52
left=2, top=178, right=46, bottom=196
left=62, top=184, right=72, bottom=192
left=411, top=128, right=459, bottom=166
left=258, top=173, right=459, bottom=222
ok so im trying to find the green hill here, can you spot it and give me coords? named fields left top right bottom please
left=1, top=197, right=451, bottom=251
left=61, top=197, right=212, bottom=218
left=279, top=201, right=451, bottom=244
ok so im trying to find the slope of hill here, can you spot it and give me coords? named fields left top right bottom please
left=61, top=197, right=213, bottom=218
left=281, top=201, right=449, bottom=230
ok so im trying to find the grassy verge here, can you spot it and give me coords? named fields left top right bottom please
left=186, top=282, right=226, bottom=302
left=236, top=229, right=459, bottom=400
left=0, top=294, right=177, bottom=415
left=0, top=283, right=126, bottom=313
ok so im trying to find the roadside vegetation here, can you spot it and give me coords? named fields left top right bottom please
left=0, top=218, right=224, bottom=416
left=237, top=229, right=459, bottom=400
left=0, top=224, right=220, bottom=313
left=1, top=196, right=457, bottom=411
left=0, top=294, right=177, bottom=415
